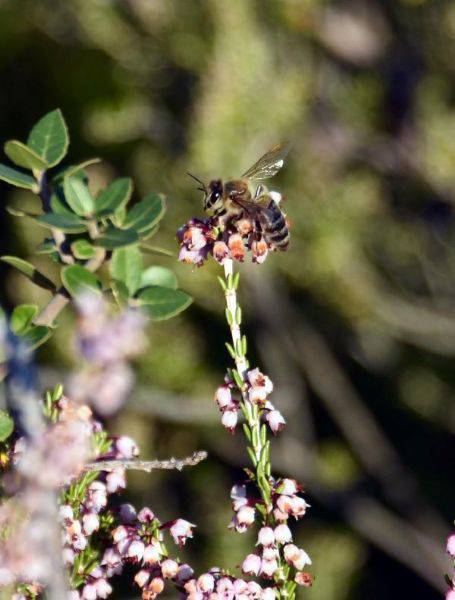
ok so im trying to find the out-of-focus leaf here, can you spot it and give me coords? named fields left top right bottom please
left=61, top=265, right=101, bottom=297
left=137, top=286, right=192, bottom=320
left=27, top=109, right=69, bottom=167
left=139, top=266, right=177, bottom=290
left=0, top=256, right=57, bottom=291
left=110, top=245, right=143, bottom=296
left=11, top=304, right=38, bottom=334
left=0, top=411, right=14, bottom=442
left=96, top=177, right=133, bottom=216
left=122, top=193, right=166, bottom=233
left=23, top=325, right=52, bottom=350
left=53, top=158, right=101, bottom=183
left=111, top=279, right=129, bottom=304
left=140, top=244, right=174, bottom=257
left=64, top=176, right=95, bottom=216
left=35, top=240, right=56, bottom=254
left=0, top=163, right=36, bottom=190
left=4, top=140, right=48, bottom=170
left=35, top=213, right=87, bottom=233
left=71, top=239, right=95, bottom=259
left=95, top=226, right=138, bottom=249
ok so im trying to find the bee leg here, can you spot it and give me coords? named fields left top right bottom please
left=254, top=185, right=266, bottom=199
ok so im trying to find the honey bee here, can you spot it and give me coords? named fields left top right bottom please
left=188, top=142, right=291, bottom=251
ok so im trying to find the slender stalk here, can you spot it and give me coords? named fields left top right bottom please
left=222, top=259, right=271, bottom=508
left=84, top=450, right=208, bottom=473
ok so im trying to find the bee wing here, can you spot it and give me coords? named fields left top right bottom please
left=241, top=142, right=291, bottom=181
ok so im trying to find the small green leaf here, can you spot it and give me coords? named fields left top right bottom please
left=11, top=304, right=38, bottom=334
left=110, top=246, right=142, bottom=296
left=50, top=187, right=76, bottom=216
left=27, top=109, right=69, bottom=167
left=53, top=158, right=101, bottom=183
left=111, top=279, right=129, bottom=304
left=64, top=176, right=95, bottom=216
left=0, top=411, right=14, bottom=442
left=95, top=226, right=138, bottom=249
left=4, top=140, right=48, bottom=170
left=23, top=325, right=52, bottom=350
left=35, top=212, right=87, bottom=233
left=1, top=256, right=56, bottom=291
left=71, top=239, right=95, bottom=260
left=137, top=286, right=192, bottom=320
left=61, top=265, right=102, bottom=297
left=0, top=163, right=36, bottom=190
left=35, top=240, right=56, bottom=254
left=140, top=266, right=177, bottom=290
left=140, top=244, right=174, bottom=257
left=96, top=177, right=133, bottom=216
left=123, top=193, right=166, bottom=233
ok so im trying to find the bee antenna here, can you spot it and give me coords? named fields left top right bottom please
left=187, top=172, right=207, bottom=192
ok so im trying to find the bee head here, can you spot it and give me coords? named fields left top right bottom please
left=205, top=179, right=224, bottom=212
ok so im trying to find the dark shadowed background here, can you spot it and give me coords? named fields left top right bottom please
left=0, top=1, right=454, bottom=598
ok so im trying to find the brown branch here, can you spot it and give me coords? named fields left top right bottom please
left=84, top=450, right=208, bottom=473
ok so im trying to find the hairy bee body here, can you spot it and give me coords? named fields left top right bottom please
left=190, top=142, right=291, bottom=251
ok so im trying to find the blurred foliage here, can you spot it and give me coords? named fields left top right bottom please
left=0, top=0, right=454, bottom=598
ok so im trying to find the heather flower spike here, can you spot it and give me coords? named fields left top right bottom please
left=176, top=145, right=311, bottom=598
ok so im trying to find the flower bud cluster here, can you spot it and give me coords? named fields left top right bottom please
left=177, top=215, right=277, bottom=267
left=181, top=569, right=278, bottom=599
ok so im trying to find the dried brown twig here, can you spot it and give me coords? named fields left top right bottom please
left=84, top=450, right=208, bottom=473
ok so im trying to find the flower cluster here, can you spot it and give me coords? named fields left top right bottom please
left=215, top=369, right=285, bottom=436
left=1, top=389, right=198, bottom=600
left=68, top=294, right=148, bottom=416
left=230, top=478, right=312, bottom=585
left=177, top=216, right=274, bottom=267
left=181, top=570, right=277, bottom=599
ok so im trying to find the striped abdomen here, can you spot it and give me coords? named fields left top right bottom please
left=261, top=199, right=290, bottom=250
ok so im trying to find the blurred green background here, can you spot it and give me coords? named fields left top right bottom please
left=0, top=0, right=454, bottom=598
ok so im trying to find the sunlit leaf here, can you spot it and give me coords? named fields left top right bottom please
left=61, top=265, right=101, bottom=297
left=71, top=239, right=95, bottom=259
left=35, top=213, right=87, bottom=233
left=137, top=286, right=192, bottom=320
left=0, top=411, right=14, bottom=442
left=139, top=266, right=177, bottom=290
left=96, top=177, right=133, bottom=216
left=27, top=109, right=69, bottom=167
left=11, top=304, right=38, bottom=334
left=110, top=245, right=142, bottom=296
left=4, top=140, right=48, bottom=170
left=64, top=176, right=95, bottom=216
left=1, top=256, right=57, bottom=291
left=122, top=193, right=166, bottom=233
left=0, top=163, right=36, bottom=190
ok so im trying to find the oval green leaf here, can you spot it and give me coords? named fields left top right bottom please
left=27, top=109, right=69, bottom=168
left=4, top=140, right=48, bottom=171
left=0, top=411, right=14, bottom=442
left=61, top=265, right=102, bottom=297
left=137, top=286, right=192, bottom=320
left=23, top=325, right=52, bottom=350
left=0, top=163, right=37, bottom=190
left=96, top=177, right=133, bottom=216
left=123, top=193, right=166, bottom=233
left=139, top=266, right=177, bottom=290
left=71, top=239, right=95, bottom=260
left=95, top=226, right=139, bottom=249
left=11, top=304, right=38, bottom=334
left=1, top=256, right=57, bottom=291
left=35, top=212, right=87, bottom=233
left=64, top=176, right=95, bottom=216
left=110, top=245, right=142, bottom=296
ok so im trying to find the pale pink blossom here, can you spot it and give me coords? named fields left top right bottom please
left=260, top=558, right=279, bottom=578
left=137, top=507, right=155, bottom=523
left=127, top=539, right=145, bottom=562
left=94, top=578, right=112, bottom=598
left=277, top=478, right=299, bottom=495
left=81, top=584, right=97, bottom=600
left=274, top=523, right=292, bottom=544
left=198, top=573, right=215, bottom=592
left=82, top=512, right=100, bottom=536
left=265, top=409, right=286, bottom=434
left=143, top=543, right=161, bottom=564
left=257, top=526, right=275, bottom=547
left=116, top=436, right=139, bottom=459
left=221, top=409, right=238, bottom=432
left=242, top=554, right=261, bottom=576
left=161, top=558, right=179, bottom=578
left=261, top=587, right=277, bottom=599
left=135, top=569, right=151, bottom=587
left=447, top=534, right=455, bottom=557
left=106, top=468, right=126, bottom=493
left=215, top=385, right=235, bottom=410
left=169, top=519, right=195, bottom=546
